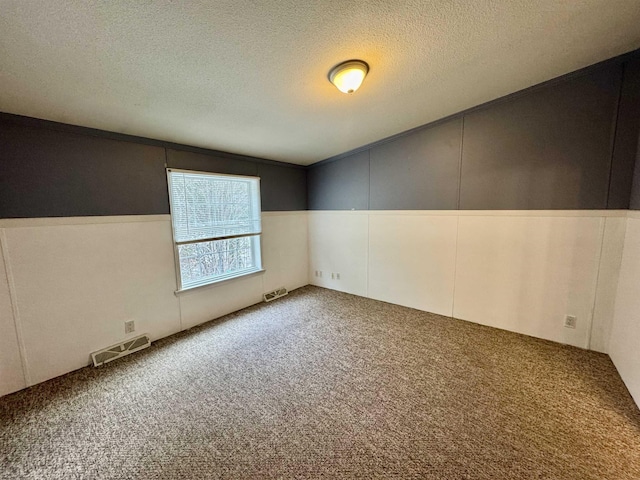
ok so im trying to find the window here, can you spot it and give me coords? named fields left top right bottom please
left=167, top=169, right=262, bottom=291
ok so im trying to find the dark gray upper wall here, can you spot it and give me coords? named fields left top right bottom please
left=257, top=163, right=307, bottom=211
left=459, top=65, right=620, bottom=210
left=0, top=116, right=307, bottom=218
left=309, top=53, right=640, bottom=211
left=0, top=121, right=169, bottom=217
left=370, top=118, right=462, bottom=210
left=617, top=57, right=640, bottom=211
left=630, top=134, right=640, bottom=210
left=307, top=151, right=369, bottom=210
left=609, top=58, right=640, bottom=209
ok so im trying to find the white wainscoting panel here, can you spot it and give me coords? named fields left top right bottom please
left=609, top=215, right=640, bottom=406
left=261, top=213, right=309, bottom=294
left=3, top=220, right=182, bottom=385
left=0, top=209, right=630, bottom=397
left=178, top=274, right=265, bottom=330
left=590, top=216, right=626, bottom=353
left=368, top=214, right=457, bottom=316
left=0, top=231, right=27, bottom=396
left=308, top=212, right=369, bottom=297
left=0, top=212, right=310, bottom=394
left=307, top=210, right=623, bottom=351
left=453, top=215, right=604, bottom=348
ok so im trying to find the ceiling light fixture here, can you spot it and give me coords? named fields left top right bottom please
left=328, top=60, right=369, bottom=94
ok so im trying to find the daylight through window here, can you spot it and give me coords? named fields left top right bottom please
left=167, top=169, right=262, bottom=290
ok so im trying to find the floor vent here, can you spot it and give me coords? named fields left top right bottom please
left=264, top=287, right=288, bottom=302
left=91, top=334, right=151, bottom=367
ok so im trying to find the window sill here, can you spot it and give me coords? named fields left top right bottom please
left=174, top=268, right=265, bottom=295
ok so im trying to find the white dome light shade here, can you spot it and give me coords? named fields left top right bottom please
left=328, top=60, right=369, bottom=94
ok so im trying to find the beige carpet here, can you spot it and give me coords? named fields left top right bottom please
left=1, top=286, right=639, bottom=479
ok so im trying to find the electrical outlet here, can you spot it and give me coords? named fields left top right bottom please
left=336, top=273, right=340, bottom=280
left=564, top=315, right=577, bottom=329
left=124, top=320, right=135, bottom=334
left=318, top=271, right=322, bottom=278
left=331, top=273, right=335, bottom=279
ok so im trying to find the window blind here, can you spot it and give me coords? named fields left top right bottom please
left=168, top=170, right=261, bottom=243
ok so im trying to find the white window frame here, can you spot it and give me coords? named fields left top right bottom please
left=167, top=168, right=263, bottom=292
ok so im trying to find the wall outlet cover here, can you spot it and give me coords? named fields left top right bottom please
left=564, top=315, right=577, bottom=329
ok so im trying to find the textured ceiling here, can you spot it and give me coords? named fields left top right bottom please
left=1, top=1, right=640, bottom=165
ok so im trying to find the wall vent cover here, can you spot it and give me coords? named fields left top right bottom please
left=264, top=287, right=288, bottom=302
left=91, top=334, right=151, bottom=367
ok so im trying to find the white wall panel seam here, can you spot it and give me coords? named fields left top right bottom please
left=366, top=213, right=370, bottom=298
left=0, top=229, right=31, bottom=386
left=587, top=218, right=607, bottom=350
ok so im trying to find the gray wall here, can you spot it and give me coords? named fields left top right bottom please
left=0, top=115, right=307, bottom=218
left=460, top=66, right=619, bottom=210
left=624, top=59, right=640, bottom=211
left=0, top=120, right=169, bottom=217
left=370, top=119, right=462, bottom=210
left=609, top=58, right=640, bottom=209
left=630, top=135, right=640, bottom=210
left=309, top=56, right=640, bottom=211
left=307, top=151, right=369, bottom=210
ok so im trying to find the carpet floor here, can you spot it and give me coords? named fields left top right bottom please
left=1, top=286, right=639, bottom=479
